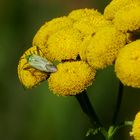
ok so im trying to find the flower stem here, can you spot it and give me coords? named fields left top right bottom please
left=75, top=90, right=102, bottom=127
left=112, top=81, right=124, bottom=124
left=76, top=91, right=109, bottom=139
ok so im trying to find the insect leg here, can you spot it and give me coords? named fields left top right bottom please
left=36, top=46, right=47, bottom=57
left=36, top=46, right=42, bottom=56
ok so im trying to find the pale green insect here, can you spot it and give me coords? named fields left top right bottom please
left=24, top=46, right=57, bottom=73
left=26, top=54, right=57, bottom=73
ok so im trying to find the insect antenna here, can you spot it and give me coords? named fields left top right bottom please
left=36, top=46, right=42, bottom=56
left=23, top=66, right=31, bottom=70
left=35, top=46, right=47, bottom=58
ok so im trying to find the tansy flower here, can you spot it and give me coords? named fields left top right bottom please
left=18, top=46, right=49, bottom=88
left=48, top=61, right=95, bottom=96
left=114, top=4, right=140, bottom=32
left=104, top=0, right=140, bottom=20
left=68, top=8, right=101, bottom=21
left=32, top=16, right=73, bottom=47
left=130, top=112, right=140, bottom=140
left=73, top=15, right=111, bottom=36
left=81, top=26, right=126, bottom=69
left=46, top=27, right=84, bottom=61
left=115, top=40, right=140, bottom=88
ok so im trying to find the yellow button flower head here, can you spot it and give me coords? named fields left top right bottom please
left=84, top=26, right=126, bottom=69
left=115, top=40, right=140, bottom=88
left=18, top=46, right=48, bottom=88
left=104, top=0, right=140, bottom=20
left=33, top=16, right=73, bottom=47
left=46, top=28, right=84, bottom=61
left=114, top=4, right=140, bottom=32
left=130, top=112, right=140, bottom=140
left=73, top=15, right=111, bottom=36
left=68, top=8, right=101, bottom=21
left=48, top=61, right=95, bottom=96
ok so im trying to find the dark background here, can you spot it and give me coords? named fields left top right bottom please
left=0, top=0, right=139, bottom=139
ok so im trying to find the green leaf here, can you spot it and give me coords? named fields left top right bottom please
left=86, top=128, right=101, bottom=137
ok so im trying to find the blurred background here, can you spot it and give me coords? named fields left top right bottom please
left=0, top=0, right=140, bottom=139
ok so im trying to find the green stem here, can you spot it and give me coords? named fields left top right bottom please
left=106, top=121, right=133, bottom=140
left=102, top=126, right=116, bottom=140
left=112, top=81, right=124, bottom=124
left=75, top=90, right=102, bottom=127
left=76, top=91, right=113, bottom=140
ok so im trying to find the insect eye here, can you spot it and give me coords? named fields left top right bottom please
left=25, top=55, right=31, bottom=61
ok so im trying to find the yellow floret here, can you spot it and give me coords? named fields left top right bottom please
left=104, top=0, right=140, bottom=20
left=73, top=15, right=112, bottom=35
left=46, top=28, right=84, bottom=61
left=84, top=26, right=126, bottom=69
left=130, top=112, right=140, bottom=140
left=18, top=46, right=49, bottom=88
left=114, top=4, right=140, bottom=32
left=68, top=8, right=101, bottom=21
left=115, top=40, right=140, bottom=88
left=48, top=61, right=95, bottom=96
left=32, top=16, right=73, bottom=47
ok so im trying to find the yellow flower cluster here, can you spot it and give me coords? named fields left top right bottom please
left=48, top=61, right=95, bottom=96
left=131, top=112, right=140, bottom=140
left=18, top=1, right=140, bottom=95
left=18, top=8, right=102, bottom=94
left=16, top=3, right=140, bottom=140
left=115, top=40, right=140, bottom=88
